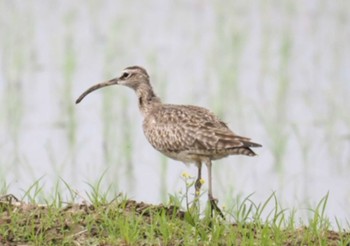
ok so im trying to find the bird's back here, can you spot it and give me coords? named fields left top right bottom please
left=143, top=104, right=261, bottom=164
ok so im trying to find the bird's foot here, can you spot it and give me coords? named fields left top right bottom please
left=209, top=197, right=225, bottom=220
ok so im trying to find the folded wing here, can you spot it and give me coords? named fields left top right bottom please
left=143, top=105, right=261, bottom=155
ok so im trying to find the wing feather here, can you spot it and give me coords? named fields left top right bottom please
left=143, top=105, right=261, bottom=153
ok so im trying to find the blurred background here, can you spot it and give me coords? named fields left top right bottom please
left=0, top=0, right=349, bottom=224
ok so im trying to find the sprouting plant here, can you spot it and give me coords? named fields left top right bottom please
left=179, top=171, right=208, bottom=219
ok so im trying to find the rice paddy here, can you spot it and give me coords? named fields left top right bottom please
left=0, top=0, right=349, bottom=243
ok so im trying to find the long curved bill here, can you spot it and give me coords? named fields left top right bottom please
left=75, top=78, right=118, bottom=104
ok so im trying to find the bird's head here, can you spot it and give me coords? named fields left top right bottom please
left=116, top=66, right=150, bottom=89
left=75, top=66, right=149, bottom=104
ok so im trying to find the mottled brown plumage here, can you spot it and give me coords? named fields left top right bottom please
left=76, top=66, right=262, bottom=218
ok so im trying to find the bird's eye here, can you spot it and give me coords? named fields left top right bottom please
left=121, top=72, right=130, bottom=79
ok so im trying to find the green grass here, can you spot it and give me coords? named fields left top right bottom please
left=0, top=181, right=349, bottom=245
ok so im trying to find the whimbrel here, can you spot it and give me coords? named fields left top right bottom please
left=76, top=66, right=262, bottom=218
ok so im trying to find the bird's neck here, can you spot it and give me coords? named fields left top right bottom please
left=136, top=83, right=162, bottom=117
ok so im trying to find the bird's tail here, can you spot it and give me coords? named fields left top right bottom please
left=231, top=147, right=257, bottom=156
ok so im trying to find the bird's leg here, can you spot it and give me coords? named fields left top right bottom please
left=189, top=161, right=202, bottom=214
left=195, top=161, right=202, bottom=198
left=205, top=159, right=225, bottom=219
